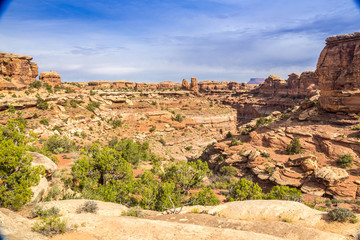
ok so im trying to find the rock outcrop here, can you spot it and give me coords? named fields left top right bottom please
left=317, top=31, right=360, bottom=113
left=182, top=78, right=190, bottom=89
left=39, top=71, right=61, bottom=86
left=259, top=72, right=318, bottom=98
left=0, top=52, right=38, bottom=89
left=190, top=77, right=199, bottom=91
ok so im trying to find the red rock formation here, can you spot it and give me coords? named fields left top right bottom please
left=259, top=72, right=318, bottom=98
left=317, top=32, right=360, bottom=113
left=39, top=71, right=61, bottom=86
left=198, top=81, right=241, bottom=91
left=157, top=81, right=181, bottom=90
left=0, top=52, right=38, bottom=88
left=182, top=79, right=190, bottom=90
left=190, top=77, right=199, bottom=91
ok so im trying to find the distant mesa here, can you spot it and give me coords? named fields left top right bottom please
left=247, top=78, right=265, bottom=85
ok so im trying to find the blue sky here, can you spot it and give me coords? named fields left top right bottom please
left=0, top=0, right=360, bottom=83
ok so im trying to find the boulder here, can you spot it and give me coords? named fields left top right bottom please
left=315, top=166, right=349, bottom=186
left=30, top=177, right=49, bottom=203
left=29, top=152, right=57, bottom=177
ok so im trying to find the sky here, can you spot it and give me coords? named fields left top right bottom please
left=0, top=0, right=360, bottom=83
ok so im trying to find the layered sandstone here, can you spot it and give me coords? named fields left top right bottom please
left=182, top=78, right=190, bottom=89
left=0, top=52, right=38, bottom=89
left=317, top=31, right=360, bottom=113
left=39, top=71, right=61, bottom=86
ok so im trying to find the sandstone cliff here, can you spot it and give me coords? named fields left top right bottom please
left=39, top=71, right=61, bottom=86
left=317, top=31, right=360, bottom=113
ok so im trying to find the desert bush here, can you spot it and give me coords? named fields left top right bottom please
left=328, top=207, right=358, bottom=223
left=65, top=87, right=75, bottom=93
left=337, top=154, right=353, bottom=168
left=76, top=201, right=98, bottom=213
left=227, top=178, right=263, bottom=202
left=226, top=131, right=233, bottom=138
left=266, top=185, right=302, bottom=202
left=230, top=137, right=243, bottom=146
left=286, top=137, right=302, bottom=155
left=8, top=105, right=15, bottom=113
left=69, top=99, right=79, bottom=108
left=31, top=206, right=60, bottom=218
left=110, top=118, right=123, bottom=129
left=86, top=101, right=100, bottom=112
left=39, top=118, right=49, bottom=126
left=219, top=166, right=237, bottom=177
left=172, top=114, right=185, bottom=123
left=44, top=135, right=76, bottom=154
left=189, top=187, right=220, bottom=206
left=158, top=138, right=166, bottom=146
left=256, top=116, right=273, bottom=127
left=36, top=97, right=49, bottom=110
left=32, top=215, right=67, bottom=236
left=122, top=206, right=144, bottom=217
left=30, top=80, right=42, bottom=89
left=149, top=125, right=156, bottom=132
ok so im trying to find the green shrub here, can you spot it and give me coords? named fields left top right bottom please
left=328, top=207, right=358, bottom=223
left=189, top=187, right=220, bottom=206
left=227, top=178, right=263, bottom=202
left=44, top=135, right=76, bottom=154
left=256, top=116, right=273, bottom=127
left=65, top=87, right=75, bottom=93
left=337, top=154, right=353, bottom=168
left=266, top=185, right=302, bottom=202
left=70, top=99, right=79, bottom=108
left=8, top=105, right=16, bottom=113
left=31, top=206, right=60, bottom=218
left=122, top=206, right=144, bottom=217
left=36, top=97, right=48, bottom=110
left=352, top=125, right=360, bottom=130
left=32, top=215, right=67, bottom=236
left=44, top=83, right=53, bottom=93
left=86, top=101, right=100, bottom=112
left=149, top=125, right=156, bottom=132
left=76, top=201, right=98, bottom=213
left=230, top=137, right=243, bottom=146
left=172, top=114, right=185, bottom=123
left=286, top=137, right=302, bottom=155
left=39, top=118, right=49, bottom=126
left=110, top=118, right=123, bottom=129
left=30, top=80, right=42, bottom=89
left=226, top=131, right=233, bottom=138
left=158, top=138, right=166, bottom=146
left=90, top=90, right=95, bottom=96
left=4, top=77, right=11, bottom=82
left=219, top=166, right=237, bottom=177
left=185, top=146, right=192, bottom=151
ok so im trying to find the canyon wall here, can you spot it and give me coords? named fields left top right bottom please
left=317, top=32, right=360, bottom=113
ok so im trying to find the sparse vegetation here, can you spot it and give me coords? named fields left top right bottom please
left=36, top=97, right=49, bottom=110
left=172, top=113, right=185, bottom=123
left=256, top=116, right=273, bottom=127
left=286, top=137, right=302, bottom=155
left=328, top=207, right=358, bottom=223
left=86, top=101, right=100, bottom=112
left=32, top=206, right=67, bottom=236
left=39, top=118, right=49, bottom=126
left=44, top=135, right=76, bottom=154
left=76, top=201, right=98, bottom=213
left=226, top=131, right=233, bottom=138
left=337, top=154, right=353, bottom=168
left=227, top=178, right=263, bottom=202
left=230, top=137, right=243, bottom=146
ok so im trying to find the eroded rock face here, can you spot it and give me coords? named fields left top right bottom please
left=0, top=52, right=38, bottom=89
left=190, top=77, right=199, bottom=91
left=317, top=32, right=360, bottom=113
